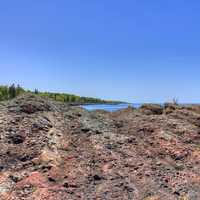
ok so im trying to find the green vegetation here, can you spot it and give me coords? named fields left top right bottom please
left=0, top=84, right=25, bottom=101
left=0, top=84, right=119, bottom=104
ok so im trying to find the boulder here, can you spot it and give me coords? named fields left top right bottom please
left=139, top=104, right=163, bottom=115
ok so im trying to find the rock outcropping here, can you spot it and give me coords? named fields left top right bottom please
left=1, top=94, right=200, bottom=199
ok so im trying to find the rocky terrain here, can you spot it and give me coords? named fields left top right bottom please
left=1, top=94, right=200, bottom=199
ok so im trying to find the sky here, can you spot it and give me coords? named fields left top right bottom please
left=0, top=0, right=200, bottom=103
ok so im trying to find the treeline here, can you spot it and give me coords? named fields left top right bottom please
left=37, top=92, right=109, bottom=104
left=0, top=84, right=25, bottom=101
left=0, top=84, right=116, bottom=104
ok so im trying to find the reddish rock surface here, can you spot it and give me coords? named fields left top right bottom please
left=1, top=94, right=200, bottom=199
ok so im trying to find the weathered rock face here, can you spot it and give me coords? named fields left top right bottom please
left=7, top=94, right=60, bottom=114
left=139, top=104, right=163, bottom=115
left=1, top=95, right=200, bottom=199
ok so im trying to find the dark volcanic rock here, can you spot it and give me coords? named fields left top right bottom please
left=8, top=94, right=59, bottom=114
left=8, top=134, right=25, bottom=144
left=1, top=95, right=200, bottom=199
left=139, top=104, right=163, bottom=115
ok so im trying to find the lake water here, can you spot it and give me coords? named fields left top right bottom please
left=81, top=103, right=199, bottom=112
left=81, top=103, right=141, bottom=112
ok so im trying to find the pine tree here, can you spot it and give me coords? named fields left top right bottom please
left=16, top=84, right=24, bottom=96
left=8, top=84, right=16, bottom=99
left=34, top=89, right=39, bottom=94
left=0, top=86, right=8, bottom=100
left=0, top=91, right=3, bottom=101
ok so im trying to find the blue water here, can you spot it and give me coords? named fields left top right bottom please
left=81, top=103, right=200, bottom=112
left=81, top=103, right=141, bottom=112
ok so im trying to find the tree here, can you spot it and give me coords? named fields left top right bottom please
left=16, top=84, right=24, bottom=96
left=34, top=89, right=39, bottom=94
left=172, top=98, right=179, bottom=105
left=0, top=86, right=8, bottom=100
left=8, top=84, right=16, bottom=99
left=64, top=95, right=70, bottom=102
left=54, top=93, right=57, bottom=100
left=0, top=91, right=3, bottom=101
left=70, top=95, right=76, bottom=102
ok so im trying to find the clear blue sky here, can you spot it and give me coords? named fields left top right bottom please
left=0, top=0, right=200, bottom=103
